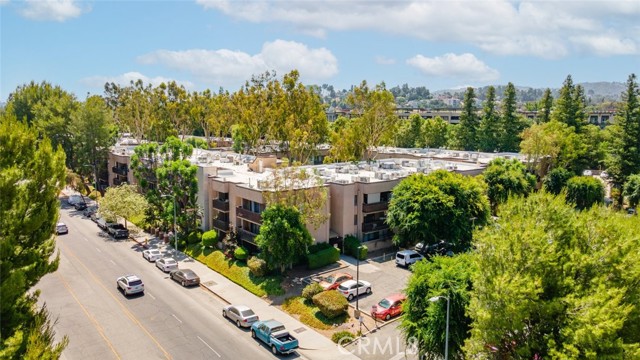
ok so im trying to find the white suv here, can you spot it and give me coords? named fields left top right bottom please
left=337, top=280, right=372, bottom=301
left=117, top=275, right=144, bottom=296
left=142, top=249, right=162, bottom=262
left=156, top=258, right=178, bottom=272
left=395, top=250, right=424, bottom=268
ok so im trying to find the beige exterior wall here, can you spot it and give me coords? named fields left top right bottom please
left=108, top=151, right=136, bottom=186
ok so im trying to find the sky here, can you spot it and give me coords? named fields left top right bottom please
left=1, top=0, right=639, bottom=100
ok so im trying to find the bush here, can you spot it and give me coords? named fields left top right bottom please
left=202, top=230, right=218, bottom=248
left=312, top=290, right=348, bottom=319
left=357, top=245, right=368, bottom=260
left=302, top=282, right=323, bottom=301
left=332, top=331, right=355, bottom=344
left=344, top=235, right=367, bottom=260
left=234, top=246, right=249, bottom=261
left=187, top=231, right=202, bottom=244
left=566, top=176, right=604, bottom=210
left=308, top=242, right=333, bottom=255
left=248, top=256, right=267, bottom=277
left=308, top=246, right=340, bottom=269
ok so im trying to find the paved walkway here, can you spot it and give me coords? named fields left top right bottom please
left=131, top=234, right=361, bottom=360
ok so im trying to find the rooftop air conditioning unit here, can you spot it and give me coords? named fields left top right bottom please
left=375, top=172, right=384, bottom=180
left=382, top=173, right=390, bottom=180
left=359, top=176, right=371, bottom=183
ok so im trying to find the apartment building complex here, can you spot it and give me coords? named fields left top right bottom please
left=108, top=141, right=513, bottom=252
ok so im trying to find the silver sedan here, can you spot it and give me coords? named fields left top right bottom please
left=222, top=305, right=259, bottom=328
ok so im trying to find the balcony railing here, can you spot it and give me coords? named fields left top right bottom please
left=212, top=219, right=229, bottom=231
left=212, top=199, right=230, bottom=212
left=236, top=207, right=262, bottom=224
left=238, top=228, right=258, bottom=244
left=112, top=166, right=128, bottom=176
left=362, top=220, right=389, bottom=232
left=362, top=202, right=388, bottom=213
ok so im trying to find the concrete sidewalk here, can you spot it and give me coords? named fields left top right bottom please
left=131, top=235, right=361, bottom=360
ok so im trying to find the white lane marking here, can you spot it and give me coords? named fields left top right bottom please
left=109, top=259, right=116, bottom=265
left=171, top=314, right=182, bottom=323
left=84, top=238, right=88, bottom=242
left=197, top=336, right=221, bottom=357
left=96, top=247, right=102, bottom=253
left=148, top=292, right=156, bottom=300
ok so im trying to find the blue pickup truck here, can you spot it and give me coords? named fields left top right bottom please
left=250, top=319, right=299, bottom=355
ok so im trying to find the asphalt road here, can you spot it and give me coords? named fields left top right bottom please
left=36, top=204, right=281, bottom=360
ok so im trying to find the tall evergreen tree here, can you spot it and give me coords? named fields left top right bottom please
left=552, top=75, right=587, bottom=132
left=0, top=114, right=68, bottom=358
left=478, top=86, right=500, bottom=152
left=537, top=88, right=553, bottom=123
left=457, top=87, right=479, bottom=151
left=500, top=83, right=523, bottom=152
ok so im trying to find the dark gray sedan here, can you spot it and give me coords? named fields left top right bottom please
left=169, top=269, right=200, bottom=287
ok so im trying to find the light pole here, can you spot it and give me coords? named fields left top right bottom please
left=83, top=163, right=98, bottom=198
left=161, top=194, right=178, bottom=253
left=429, top=295, right=450, bottom=360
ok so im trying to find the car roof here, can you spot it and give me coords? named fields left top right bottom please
left=124, top=274, right=140, bottom=281
left=397, top=249, right=419, bottom=255
left=231, top=304, right=251, bottom=312
left=262, top=319, right=283, bottom=327
left=383, top=293, right=406, bottom=302
left=340, top=279, right=369, bottom=286
left=162, top=258, right=176, bottom=262
left=57, top=222, right=66, bottom=225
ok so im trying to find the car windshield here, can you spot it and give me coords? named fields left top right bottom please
left=166, top=259, right=176, bottom=264
left=241, top=310, right=255, bottom=317
left=271, top=325, right=285, bottom=333
left=338, top=284, right=349, bottom=291
left=151, top=250, right=160, bottom=255
left=129, top=280, right=142, bottom=286
left=377, top=299, right=392, bottom=309
left=325, top=276, right=335, bottom=283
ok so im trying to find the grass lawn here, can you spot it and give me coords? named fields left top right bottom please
left=184, top=244, right=284, bottom=297
left=282, top=296, right=348, bottom=330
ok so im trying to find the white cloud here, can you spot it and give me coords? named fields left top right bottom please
left=570, top=34, right=638, bottom=56
left=138, top=40, right=338, bottom=88
left=80, top=72, right=194, bottom=89
left=375, top=56, right=396, bottom=65
left=0, top=0, right=10, bottom=6
left=20, top=0, right=84, bottom=22
left=407, top=53, right=500, bottom=83
left=196, top=0, right=640, bottom=58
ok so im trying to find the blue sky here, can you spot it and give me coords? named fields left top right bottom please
left=2, top=0, right=639, bottom=100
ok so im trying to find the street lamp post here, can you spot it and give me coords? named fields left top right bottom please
left=356, top=245, right=362, bottom=333
left=161, top=194, right=178, bottom=253
left=429, top=295, right=450, bottom=360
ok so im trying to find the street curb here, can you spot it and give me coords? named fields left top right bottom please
left=199, top=283, right=232, bottom=305
left=341, top=314, right=404, bottom=348
left=129, top=236, right=149, bottom=249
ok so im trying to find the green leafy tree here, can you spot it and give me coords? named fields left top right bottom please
left=0, top=114, right=68, bottom=358
left=325, top=117, right=367, bottom=163
left=482, top=158, right=536, bottom=214
left=456, top=87, right=479, bottom=151
left=400, top=254, right=474, bottom=360
left=543, top=167, right=573, bottom=195
left=566, top=176, right=605, bottom=210
left=395, top=113, right=424, bottom=148
left=466, top=193, right=640, bottom=358
left=537, top=88, right=553, bottom=123
left=98, top=184, right=149, bottom=228
left=255, top=204, right=313, bottom=273
left=623, top=174, right=640, bottom=209
left=386, top=170, right=490, bottom=250
left=520, top=120, right=582, bottom=179
left=478, top=86, right=500, bottom=152
left=500, top=82, right=525, bottom=152
left=422, top=116, right=450, bottom=149
left=606, top=74, right=640, bottom=206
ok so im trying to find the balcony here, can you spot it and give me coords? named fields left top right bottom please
left=238, top=228, right=257, bottom=244
left=362, top=202, right=388, bottom=213
left=236, top=207, right=262, bottom=224
left=212, top=199, right=230, bottom=212
left=362, top=220, right=389, bottom=233
left=112, top=166, right=128, bottom=176
left=212, top=219, right=229, bottom=231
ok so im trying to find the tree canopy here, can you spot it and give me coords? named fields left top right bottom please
left=99, top=184, right=149, bottom=228
left=482, top=158, right=536, bottom=215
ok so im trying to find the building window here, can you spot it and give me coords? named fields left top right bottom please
left=354, top=215, right=358, bottom=225
left=354, top=195, right=357, bottom=206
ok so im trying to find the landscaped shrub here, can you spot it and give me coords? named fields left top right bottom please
left=234, top=246, right=249, bottom=261
left=344, top=235, right=367, bottom=260
left=308, top=242, right=333, bottom=255
left=202, top=230, right=218, bottom=248
left=357, top=245, right=368, bottom=260
left=187, top=231, right=202, bottom=244
left=308, top=246, right=340, bottom=269
left=248, top=256, right=267, bottom=277
left=302, top=282, right=323, bottom=301
left=332, top=331, right=355, bottom=344
left=312, top=290, right=348, bottom=319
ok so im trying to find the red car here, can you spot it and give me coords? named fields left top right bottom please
left=371, top=293, right=406, bottom=320
left=317, top=272, right=353, bottom=291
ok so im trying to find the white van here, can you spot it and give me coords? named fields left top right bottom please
left=395, top=250, right=424, bottom=267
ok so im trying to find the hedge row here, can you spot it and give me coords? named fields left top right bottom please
left=308, top=246, right=340, bottom=269
left=344, top=235, right=368, bottom=260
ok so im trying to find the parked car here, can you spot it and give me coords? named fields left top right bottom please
left=414, top=240, right=453, bottom=258
left=56, top=222, right=68, bottom=235
left=223, top=304, right=259, bottom=328
left=83, top=205, right=98, bottom=217
left=116, top=274, right=144, bottom=296
left=316, top=272, right=353, bottom=291
left=169, top=269, right=200, bottom=287
left=337, top=279, right=372, bottom=301
left=74, top=201, right=88, bottom=211
left=107, top=223, right=129, bottom=239
left=96, top=217, right=115, bottom=231
left=371, top=293, right=407, bottom=321
left=67, top=195, right=82, bottom=206
left=395, top=249, right=424, bottom=268
left=142, top=249, right=163, bottom=262
left=251, top=320, right=299, bottom=355
left=156, top=258, right=178, bottom=273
